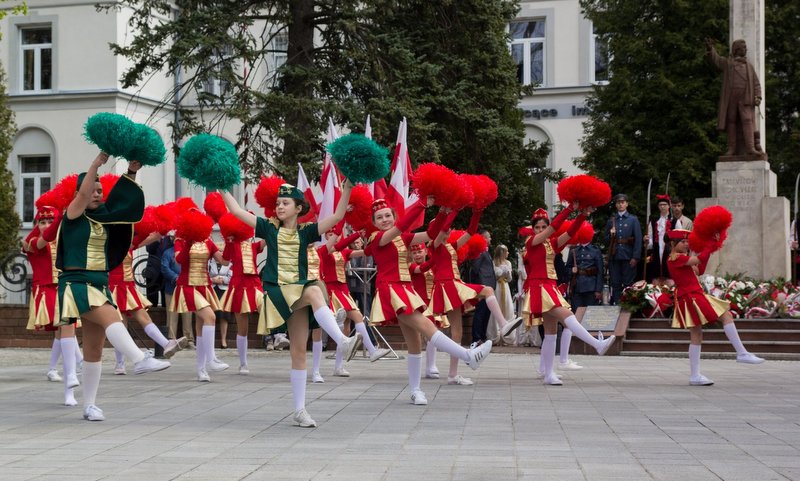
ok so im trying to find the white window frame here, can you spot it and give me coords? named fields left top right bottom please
left=202, top=45, right=234, bottom=98
left=19, top=25, right=53, bottom=93
left=271, top=32, right=288, bottom=73
left=509, top=19, right=546, bottom=87
left=19, top=156, right=51, bottom=227
left=590, top=24, right=610, bottom=85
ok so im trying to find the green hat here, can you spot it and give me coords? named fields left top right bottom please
left=278, top=183, right=304, bottom=201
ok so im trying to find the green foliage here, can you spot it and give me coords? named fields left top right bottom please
left=577, top=0, right=728, bottom=227
left=109, top=0, right=551, bottom=249
left=0, top=63, right=21, bottom=257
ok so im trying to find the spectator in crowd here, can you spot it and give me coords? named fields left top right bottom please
left=468, top=228, right=496, bottom=345
left=209, top=257, right=233, bottom=349
left=160, top=235, right=195, bottom=349
left=143, top=240, right=165, bottom=306
left=605, top=193, right=642, bottom=304
left=672, top=196, right=693, bottom=231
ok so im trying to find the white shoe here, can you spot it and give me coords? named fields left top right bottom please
left=114, top=363, right=127, bottom=375
left=369, top=348, right=392, bottom=362
left=238, top=365, right=250, bottom=375
left=466, top=340, right=492, bottom=370
left=447, top=375, right=474, bottom=386
left=206, top=359, right=229, bottom=372
left=64, top=393, right=78, bottom=407
left=83, top=404, right=105, bottom=421
left=293, top=408, right=317, bottom=428
left=596, top=334, right=616, bottom=356
left=163, top=337, right=187, bottom=359
left=66, top=373, right=80, bottom=388
left=197, top=369, right=211, bottom=382
left=736, top=353, right=765, bottom=364
left=689, top=374, right=714, bottom=386
left=134, top=354, right=170, bottom=375
left=501, top=316, right=524, bottom=338
left=274, top=334, right=290, bottom=350
left=543, top=374, right=564, bottom=385
left=265, top=338, right=274, bottom=351
left=410, top=389, right=428, bottom=405
left=337, top=334, right=362, bottom=363
left=46, top=369, right=62, bottom=382
left=425, top=370, right=440, bottom=379
left=558, top=360, right=584, bottom=371
left=535, top=369, right=562, bottom=380
left=333, top=367, right=350, bottom=377
left=311, top=371, right=325, bottom=383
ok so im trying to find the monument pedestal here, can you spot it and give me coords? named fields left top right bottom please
left=696, top=160, right=790, bottom=280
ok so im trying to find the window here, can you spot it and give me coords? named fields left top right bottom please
left=271, top=33, right=288, bottom=73
left=202, top=45, right=234, bottom=99
left=510, top=20, right=545, bottom=86
left=20, top=26, right=52, bottom=92
left=591, top=25, right=610, bottom=84
left=19, top=156, right=51, bottom=224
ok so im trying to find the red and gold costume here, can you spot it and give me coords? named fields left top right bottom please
left=667, top=230, right=728, bottom=329
left=24, top=208, right=60, bottom=331
left=521, top=207, right=584, bottom=325
left=219, top=240, right=264, bottom=314
left=429, top=241, right=482, bottom=315
left=410, top=255, right=449, bottom=329
left=108, top=249, right=151, bottom=315
left=318, top=232, right=361, bottom=313
left=170, top=238, right=221, bottom=313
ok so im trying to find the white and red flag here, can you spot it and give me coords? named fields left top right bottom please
left=319, top=118, right=341, bottom=224
left=296, top=162, right=319, bottom=218
left=364, top=114, right=388, bottom=199
left=387, top=118, right=423, bottom=229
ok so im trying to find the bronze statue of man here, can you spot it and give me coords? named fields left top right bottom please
left=705, top=38, right=763, bottom=156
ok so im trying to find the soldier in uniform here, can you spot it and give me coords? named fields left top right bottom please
left=605, top=193, right=642, bottom=304
left=566, top=226, right=604, bottom=310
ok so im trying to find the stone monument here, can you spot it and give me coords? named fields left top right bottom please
left=696, top=1, right=790, bottom=280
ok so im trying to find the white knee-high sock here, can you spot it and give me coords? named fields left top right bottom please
left=69, top=337, right=83, bottom=364
left=485, top=295, right=508, bottom=327
left=334, top=344, right=344, bottom=370
left=723, top=323, right=747, bottom=355
left=105, top=323, right=145, bottom=363
left=114, top=349, right=124, bottom=365
left=354, top=322, right=377, bottom=354
left=60, top=338, right=77, bottom=381
left=426, top=341, right=438, bottom=373
left=559, top=329, right=573, bottom=364
left=563, top=315, right=600, bottom=350
left=290, top=369, right=306, bottom=412
left=430, top=331, right=470, bottom=363
left=541, top=334, right=557, bottom=377
left=82, top=361, right=102, bottom=407
left=313, top=307, right=346, bottom=345
left=49, top=338, right=62, bottom=371
left=144, top=323, right=169, bottom=348
left=407, top=353, right=422, bottom=393
left=196, top=335, right=206, bottom=371
left=202, top=325, right=216, bottom=363
left=312, top=340, right=323, bottom=374
left=689, top=344, right=701, bottom=377
left=237, top=335, right=248, bottom=367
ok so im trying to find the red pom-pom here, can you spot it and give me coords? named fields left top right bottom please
left=219, top=212, right=254, bottom=242
left=557, top=174, right=611, bottom=208
left=99, top=173, right=120, bottom=202
left=444, top=174, right=474, bottom=210
left=174, top=197, right=198, bottom=214
left=255, top=175, right=286, bottom=217
left=464, top=174, right=498, bottom=210
left=411, top=163, right=458, bottom=205
left=47, top=174, right=79, bottom=212
left=573, top=222, right=595, bottom=245
left=688, top=205, right=732, bottom=253
left=176, top=208, right=213, bottom=243
left=35, top=189, right=62, bottom=211
left=135, top=206, right=159, bottom=236
left=461, top=233, right=488, bottom=262
left=203, top=192, right=227, bottom=223
left=345, top=185, right=374, bottom=230
left=554, top=219, right=572, bottom=239
left=518, top=226, right=534, bottom=238
left=154, top=203, right=177, bottom=235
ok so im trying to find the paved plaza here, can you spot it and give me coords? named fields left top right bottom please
left=0, top=347, right=798, bottom=481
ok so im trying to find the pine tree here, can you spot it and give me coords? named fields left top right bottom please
left=0, top=63, right=20, bottom=258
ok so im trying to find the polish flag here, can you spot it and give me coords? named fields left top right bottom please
left=319, top=118, right=341, bottom=223
left=364, top=114, right=388, bottom=199
left=387, top=118, right=423, bottom=229
left=296, top=162, right=319, bottom=217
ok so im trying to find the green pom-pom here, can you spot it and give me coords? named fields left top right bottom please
left=84, top=113, right=138, bottom=158
left=326, top=133, right=390, bottom=184
left=177, top=134, right=241, bottom=190
left=127, top=124, right=166, bottom=166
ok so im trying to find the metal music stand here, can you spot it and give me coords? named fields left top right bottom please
left=346, top=265, right=402, bottom=360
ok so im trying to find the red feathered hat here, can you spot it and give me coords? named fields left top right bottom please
left=667, top=229, right=690, bottom=241
left=410, top=243, right=427, bottom=253
left=219, top=212, right=254, bottom=242
left=176, top=207, right=213, bottom=243
left=34, top=205, right=57, bottom=221
left=372, top=199, right=390, bottom=214
left=531, top=208, right=549, bottom=221
left=656, top=194, right=671, bottom=205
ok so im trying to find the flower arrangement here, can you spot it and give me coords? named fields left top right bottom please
left=619, top=281, right=674, bottom=318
